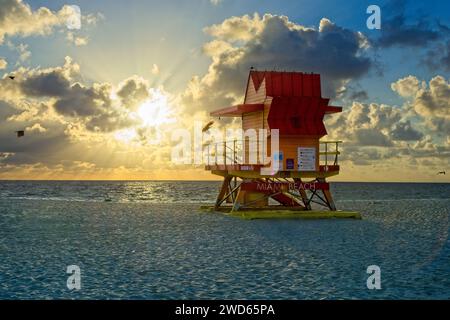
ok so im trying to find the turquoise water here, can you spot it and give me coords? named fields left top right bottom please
left=0, top=181, right=449, bottom=299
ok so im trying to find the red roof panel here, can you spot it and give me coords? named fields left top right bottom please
left=267, top=96, right=327, bottom=136
left=249, top=71, right=323, bottom=98
left=210, top=104, right=264, bottom=117
left=211, top=70, right=341, bottom=136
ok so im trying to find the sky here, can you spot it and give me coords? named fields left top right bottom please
left=0, top=0, right=449, bottom=181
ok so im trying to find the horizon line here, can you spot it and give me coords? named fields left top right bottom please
left=0, top=179, right=448, bottom=184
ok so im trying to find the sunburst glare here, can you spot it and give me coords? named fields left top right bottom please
left=137, top=89, right=175, bottom=127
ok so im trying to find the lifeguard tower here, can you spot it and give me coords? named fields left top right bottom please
left=204, top=70, right=359, bottom=219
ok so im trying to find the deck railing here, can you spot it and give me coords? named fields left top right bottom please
left=204, top=139, right=247, bottom=166
left=204, top=139, right=342, bottom=168
left=319, top=141, right=342, bottom=167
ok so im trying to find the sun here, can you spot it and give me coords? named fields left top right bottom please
left=114, top=89, right=175, bottom=144
left=137, top=89, right=175, bottom=127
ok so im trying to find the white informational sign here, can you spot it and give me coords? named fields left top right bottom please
left=298, top=147, right=316, bottom=171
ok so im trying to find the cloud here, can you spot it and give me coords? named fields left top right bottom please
left=0, top=0, right=67, bottom=44
left=391, top=75, right=450, bottom=135
left=0, top=0, right=103, bottom=46
left=1, top=70, right=145, bottom=172
left=323, top=74, right=450, bottom=170
left=413, top=75, right=450, bottom=119
left=329, top=75, right=449, bottom=148
left=372, top=0, right=450, bottom=73
left=391, top=120, right=424, bottom=141
left=151, top=63, right=160, bottom=75
left=423, top=40, right=450, bottom=73
left=348, top=89, right=368, bottom=101
left=0, top=57, right=7, bottom=69
left=182, top=14, right=372, bottom=113
left=376, top=0, right=446, bottom=48
left=4, top=41, right=31, bottom=65
left=377, top=15, right=441, bottom=48
left=26, top=123, right=47, bottom=133
left=0, top=56, right=141, bottom=133
left=66, top=32, right=88, bottom=46
left=391, top=75, right=422, bottom=98
left=21, top=68, right=73, bottom=97
left=16, top=43, right=31, bottom=62
left=53, top=82, right=111, bottom=117
left=7, top=101, right=52, bottom=123
left=410, top=75, right=450, bottom=136
left=326, top=101, right=403, bottom=147
left=204, top=13, right=265, bottom=42
left=116, top=75, right=150, bottom=111
left=0, top=6, right=446, bottom=180
left=353, top=128, right=393, bottom=147
left=4, top=56, right=80, bottom=101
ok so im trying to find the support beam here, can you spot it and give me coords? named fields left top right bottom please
left=294, top=178, right=312, bottom=210
left=215, top=176, right=232, bottom=210
left=317, top=178, right=336, bottom=211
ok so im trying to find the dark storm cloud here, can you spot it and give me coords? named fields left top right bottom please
left=423, top=40, right=450, bottom=72
left=377, top=15, right=440, bottom=48
left=353, top=128, right=393, bottom=147
left=187, top=14, right=373, bottom=111
left=0, top=114, right=70, bottom=166
left=85, top=111, right=138, bottom=132
left=6, top=59, right=141, bottom=132
left=253, top=17, right=370, bottom=84
left=339, top=146, right=382, bottom=165
left=116, top=76, right=150, bottom=111
left=376, top=0, right=448, bottom=48
left=0, top=100, right=17, bottom=119
left=21, top=70, right=71, bottom=97
left=10, top=59, right=112, bottom=120
left=347, top=89, right=369, bottom=101
left=391, top=120, right=423, bottom=141
left=53, top=82, right=112, bottom=117
left=52, top=82, right=140, bottom=132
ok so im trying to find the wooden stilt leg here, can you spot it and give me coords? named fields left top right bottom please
left=232, top=189, right=245, bottom=211
left=318, top=178, right=336, bottom=211
left=215, top=176, right=232, bottom=210
left=294, top=178, right=311, bottom=210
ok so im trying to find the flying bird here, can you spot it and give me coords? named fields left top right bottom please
left=8, top=75, right=15, bottom=80
left=15, top=130, right=25, bottom=138
left=202, top=121, right=214, bottom=132
left=437, top=171, right=446, bottom=175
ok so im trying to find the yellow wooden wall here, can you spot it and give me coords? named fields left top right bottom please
left=241, top=135, right=320, bottom=169
left=245, top=78, right=266, bottom=104
left=240, top=99, right=320, bottom=170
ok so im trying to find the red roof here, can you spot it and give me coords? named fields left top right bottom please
left=267, top=96, right=327, bottom=136
left=210, top=70, right=341, bottom=136
left=248, top=70, right=322, bottom=98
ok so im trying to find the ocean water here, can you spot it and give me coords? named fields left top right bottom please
left=0, top=181, right=449, bottom=300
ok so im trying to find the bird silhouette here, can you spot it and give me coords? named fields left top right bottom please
left=437, top=171, right=446, bottom=175
left=8, top=75, right=15, bottom=80
left=202, top=121, right=214, bottom=133
left=15, top=130, right=24, bottom=138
